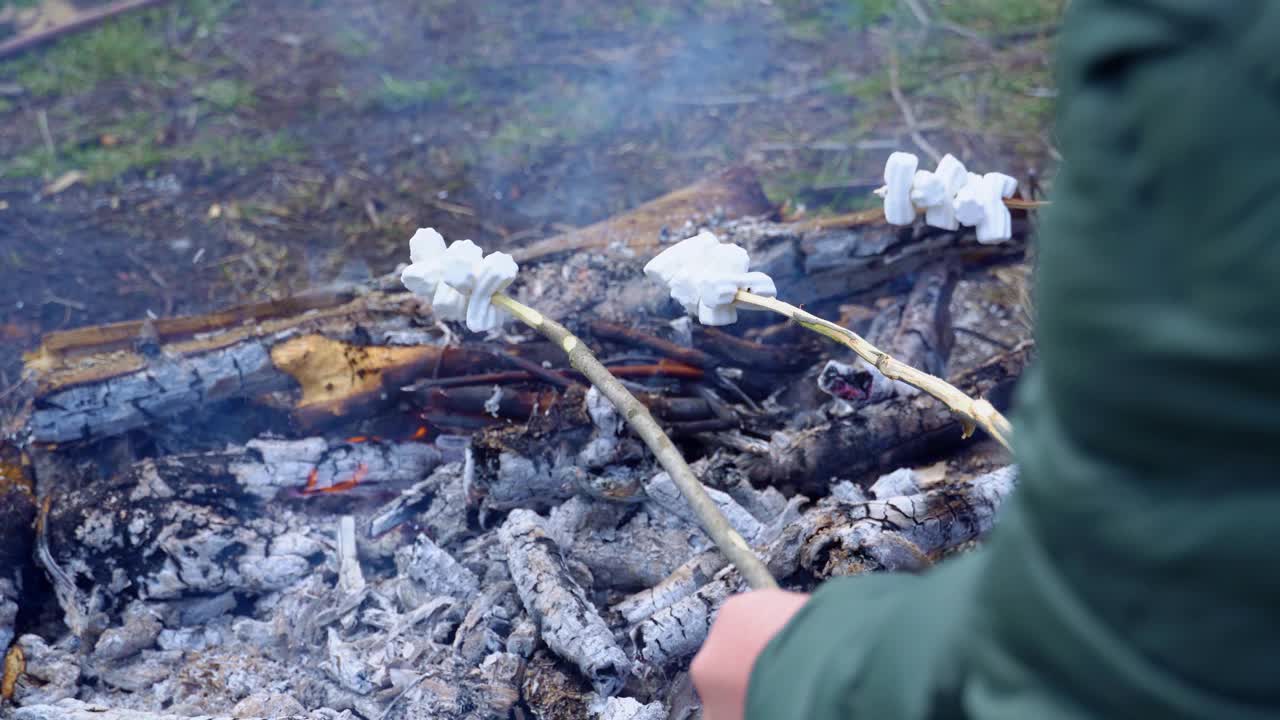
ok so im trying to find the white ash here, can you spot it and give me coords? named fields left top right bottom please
left=1, top=574, right=19, bottom=651
left=591, top=695, right=668, bottom=720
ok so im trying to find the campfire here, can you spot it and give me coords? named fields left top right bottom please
left=2, top=166, right=1033, bottom=719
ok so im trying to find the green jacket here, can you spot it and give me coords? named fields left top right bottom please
left=748, top=2, right=1280, bottom=718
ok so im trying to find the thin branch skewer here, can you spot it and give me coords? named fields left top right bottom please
left=733, top=290, right=1013, bottom=450
left=490, top=293, right=778, bottom=591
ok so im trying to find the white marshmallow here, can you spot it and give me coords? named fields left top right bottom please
left=924, top=154, right=969, bottom=230
left=882, top=152, right=919, bottom=225
left=974, top=172, right=1018, bottom=244
left=910, top=170, right=948, bottom=208
left=644, top=232, right=778, bottom=326
left=953, top=171, right=987, bottom=227
left=465, top=252, right=518, bottom=332
left=401, top=228, right=449, bottom=297
left=400, top=228, right=521, bottom=332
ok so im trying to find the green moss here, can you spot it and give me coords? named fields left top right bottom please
left=193, top=77, right=256, bottom=112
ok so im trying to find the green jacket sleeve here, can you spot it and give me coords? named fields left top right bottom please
left=747, top=2, right=1280, bottom=718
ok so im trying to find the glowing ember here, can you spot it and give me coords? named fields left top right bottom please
left=302, top=463, right=369, bottom=496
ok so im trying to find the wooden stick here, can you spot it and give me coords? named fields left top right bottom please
left=490, top=293, right=777, bottom=591
left=733, top=290, right=1013, bottom=450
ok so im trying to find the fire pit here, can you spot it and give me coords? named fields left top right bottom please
left=2, top=172, right=1032, bottom=719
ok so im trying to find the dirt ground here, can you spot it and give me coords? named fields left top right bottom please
left=0, top=0, right=1060, bottom=416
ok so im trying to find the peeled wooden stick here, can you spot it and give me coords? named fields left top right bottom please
left=733, top=290, right=1013, bottom=450
left=490, top=293, right=778, bottom=590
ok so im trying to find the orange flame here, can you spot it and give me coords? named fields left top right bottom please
left=301, top=463, right=369, bottom=496
left=409, top=426, right=428, bottom=440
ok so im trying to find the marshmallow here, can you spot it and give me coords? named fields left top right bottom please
left=439, top=239, right=484, bottom=292
left=465, top=252, right=518, bottom=332
left=401, top=228, right=448, bottom=297
left=910, top=169, right=948, bottom=208
left=882, top=152, right=919, bottom=225
left=974, top=172, right=1017, bottom=244
left=953, top=171, right=988, bottom=226
left=645, top=232, right=778, bottom=326
left=923, top=154, right=969, bottom=230
left=401, top=228, right=520, bottom=332
left=642, top=230, right=719, bottom=289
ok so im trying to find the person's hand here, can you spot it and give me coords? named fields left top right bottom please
left=691, top=589, right=811, bottom=720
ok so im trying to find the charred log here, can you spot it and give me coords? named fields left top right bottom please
left=631, top=465, right=1017, bottom=670
left=755, top=342, right=1029, bottom=494
left=499, top=509, right=630, bottom=697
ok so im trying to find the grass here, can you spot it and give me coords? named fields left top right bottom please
left=2, top=108, right=297, bottom=183
left=4, top=0, right=237, bottom=97
left=775, top=0, right=897, bottom=38
left=0, top=0, right=284, bottom=183
left=374, top=72, right=473, bottom=110
left=193, top=78, right=256, bottom=113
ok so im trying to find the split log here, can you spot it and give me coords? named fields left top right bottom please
left=630, top=465, right=1017, bottom=670
left=21, top=289, right=456, bottom=443
left=498, top=510, right=630, bottom=697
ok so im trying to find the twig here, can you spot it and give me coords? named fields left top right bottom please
left=490, top=293, right=777, bottom=591
left=733, top=290, right=1013, bottom=450
left=888, top=47, right=942, bottom=164
left=408, top=361, right=705, bottom=391
left=587, top=320, right=715, bottom=368
left=481, top=343, right=580, bottom=388
left=36, top=110, right=56, bottom=159
left=899, top=0, right=992, bottom=49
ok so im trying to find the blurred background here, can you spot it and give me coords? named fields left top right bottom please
left=0, top=0, right=1061, bottom=390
